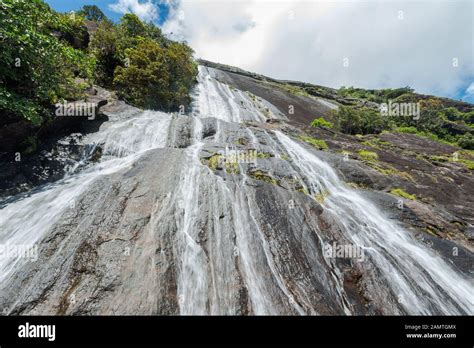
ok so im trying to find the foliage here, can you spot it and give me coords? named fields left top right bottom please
left=89, top=20, right=123, bottom=87
left=390, top=188, right=416, bottom=200
left=460, top=158, right=474, bottom=170
left=207, top=154, right=223, bottom=170
left=394, top=127, right=456, bottom=146
left=113, top=39, right=169, bottom=109
left=358, top=150, right=378, bottom=162
left=90, top=13, right=197, bottom=110
left=0, top=0, right=198, bottom=139
left=329, top=99, right=473, bottom=150
left=330, top=106, right=389, bottom=135
left=458, top=133, right=474, bottom=150
left=310, top=117, right=333, bottom=129
left=119, top=13, right=148, bottom=37
left=338, top=86, right=414, bottom=103
left=249, top=170, right=279, bottom=185
left=299, top=136, right=328, bottom=150
left=77, top=5, right=106, bottom=22
left=113, top=39, right=197, bottom=110
left=0, top=0, right=93, bottom=125
left=332, top=83, right=474, bottom=150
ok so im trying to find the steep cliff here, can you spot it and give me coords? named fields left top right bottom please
left=0, top=65, right=472, bottom=315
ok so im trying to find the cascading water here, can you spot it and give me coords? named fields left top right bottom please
left=190, top=67, right=473, bottom=315
left=274, top=131, right=473, bottom=315
left=0, top=110, right=174, bottom=285
left=0, top=65, right=472, bottom=315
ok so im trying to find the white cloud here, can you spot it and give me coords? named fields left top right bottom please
left=109, top=0, right=159, bottom=22
left=466, top=82, right=474, bottom=95
left=162, top=0, right=473, bottom=99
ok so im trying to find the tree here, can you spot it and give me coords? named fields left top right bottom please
left=119, top=14, right=147, bottom=37
left=89, top=20, right=121, bottom=87
left=331, top=106, right=389, bottom=135
left=77, top=5, right=106, bottom=22
left=113, top=39, right=171, bottom=109
left=0, top=0, right=93, bottom=124
left=113, top=38, right=198, bottom=111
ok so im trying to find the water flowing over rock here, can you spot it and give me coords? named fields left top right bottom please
left=0, top=66, right=472, bottom=315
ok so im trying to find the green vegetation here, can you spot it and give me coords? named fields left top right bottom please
left=458, top=133, right=474, bottom=150
left=460, top=159, right=474, bottom=170
left=299, top=136, right=328, bottom=150
left=89, top=13, right=197, bottom=110
left=338, top=86, right=414, bottom=103
left=266, top=81, right=310, bottom=98
left=429, top=155, right=449, bottom=162
left=428, top=152, right=474, bottom=170
left=358, top=150, right=378, bottom=162
left=0, top=1, right=198, bottom=151
left=0, top=0, right=94, bottom=125
left=324, top=90, right=474, bottom=150
left=358, top=154, right=416, bottom=182
left=236, top=138, right=248, bottom=146
left=257, top=152, right=273, bottom=159
left=314, top=189, right=330, bottom=203
left=390, top=188, right=417, bottom=201
left=225, top=161, right=240, bottom=174
left=249, top=170, right=279, bottom=185
left=310, top=117, right=333, bottom=129
left=328, top=106, right=390, bottom=135
left=207, top=154, right=223, bottom=171
left=394, top=127, right=455, bottom=146
left=204, top=153, right=241, bottom=174
left=77, top=5, right=106, bottom=22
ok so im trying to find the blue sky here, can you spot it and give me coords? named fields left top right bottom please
left=44, top=0, right=169, bottom=25
left=45, top=0, right=473, bottom=103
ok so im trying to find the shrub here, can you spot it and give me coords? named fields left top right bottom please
left=458, top=133, right=474, bottom=150
left=311, top=117, right=333, bottom=129
left=0, top=0, right=93, bottom=124
left=358, top=150, right=378, bottom=162
left=331, top=106, right=389, bottom=135
left=89, top=20, right=122, bottom=87
left=395, top=126, right=418, bottom=134
left=77, top=5, right=106, bottom=22
left=333, top=89, right=474, bottom=149
left=390, top=188, right=416, bottom=200
left=299, top=136, right=328, bottom=150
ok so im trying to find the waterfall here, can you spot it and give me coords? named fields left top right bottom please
left=275, top=131, right=473, bottom=315
left=0, top=65, right=471, bottom=315
left=0, top=110, right=173, bottom=285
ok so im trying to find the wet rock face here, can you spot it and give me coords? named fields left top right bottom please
left=0, top=149, right=185, bottom=315
left=1, top=115, right=471, bottom=315
left=0, top=146, right=368, bottom=315
left=0, top=87, right=112, bottom=200
left=204, top=64, right=474, bottom=250
left=0, top=66, right=472, bottom=316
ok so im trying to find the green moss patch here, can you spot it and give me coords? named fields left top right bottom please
left=299, top=136, right=328, bottom=150
left=390, top=188, right=416, bottom=201
left=207, top=154, right=224, bottom=170
left=257, top=152, right=274, bottom=159
left=249, top=170, right=279, bottom=185
left=314, top=189, right=330, bottom=203
left=358, top=150, right=378, bottom=162
left=310, top=117, right=333, bottom=129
